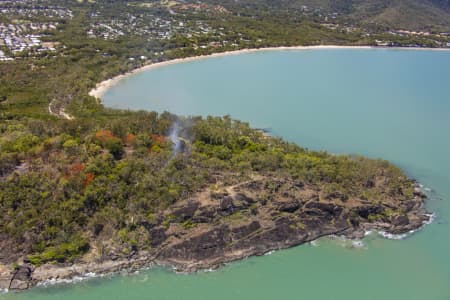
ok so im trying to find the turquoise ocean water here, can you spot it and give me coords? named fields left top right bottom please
left=4, top=49, right=450, bottom=299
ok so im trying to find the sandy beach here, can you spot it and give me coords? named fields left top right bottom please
left=88, top=45, right=450, bottom=100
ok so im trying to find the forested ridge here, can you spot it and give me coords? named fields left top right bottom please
left=0, top=111, right=421, bottom=266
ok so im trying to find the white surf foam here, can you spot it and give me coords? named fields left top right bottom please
left=309, top=240, right=319, bottom=247
left=37, top=272, right=100, bottom=287
left=377, top=213, right=436, bottom=240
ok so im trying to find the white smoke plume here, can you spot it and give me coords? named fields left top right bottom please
left=169, top=121, right=182, bottom=156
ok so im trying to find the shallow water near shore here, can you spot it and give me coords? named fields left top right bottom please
left=4, top=49, right=450, bottom=299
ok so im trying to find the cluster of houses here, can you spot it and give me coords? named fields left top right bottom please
left=0, top=0, right=72, bottom=19
left=176, top=3, right=229, bottom=14
left=390, top=30, right=450, bottom=38
left=375, top=30, right=450, bottom=48
left=87, top=11, right=217, bottom=42
left=1, top=0, right=449, bottom=63
left=0, top=0, right=72, bottom=60
left=0, top=23, right=59, bottom=60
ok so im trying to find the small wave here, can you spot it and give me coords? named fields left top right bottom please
left=309, top=240, right=319, bottom=247
left=201, top=268, right=216, bottom=273
left=37, top=272, right=100, bottom=287
left=377, top=231, right=410, bottom=240
left=264, top=250, right=275, bottom=255
left=172, top=266, right=185, bottom=274
left=328, top=235, right=367, bottom=250
left=424, top=213, right=436, bottom=225
left=351, top=240, right=366, bottom=248
left=377, top=213, right=436, bottom=240
left=137, top=275, right=149, bottom=283
left=364, top=230, right=374, bottom=236
left=171, top=267, right=189, bottom=274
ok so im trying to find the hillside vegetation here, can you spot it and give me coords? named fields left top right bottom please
left=0, top=113, right=419, bottom=266
left=206, top=0, right=450, bottom=31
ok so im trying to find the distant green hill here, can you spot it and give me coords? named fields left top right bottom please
left=349, top=0, right=450, bottom=31
left=205, top=0, right=450, bottom=31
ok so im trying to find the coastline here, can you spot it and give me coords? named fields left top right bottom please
left=2, top=44, right=441, bottom=293
left=1, top=179, right=432, bottom=291
left=1, top=210, right=433, bottom=292
left=88, top=45, right=450, bottom=100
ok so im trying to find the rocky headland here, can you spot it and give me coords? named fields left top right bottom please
left=1, top=175, right=430, bottom=291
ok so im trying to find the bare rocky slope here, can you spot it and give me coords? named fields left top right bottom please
left=1, top=173, right=430, bottom=290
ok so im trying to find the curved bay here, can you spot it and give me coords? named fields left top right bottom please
left=6, top=49, right=450, bottom=300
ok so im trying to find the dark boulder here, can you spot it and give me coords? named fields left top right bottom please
left=248, top=219, right=300, bottom=246
left=9, top=265, right=33, bottom=290
left=231, top=221, right=261, bottom=240
left=108, top=252, right=120, bottom=261
left=234, top=193, right=256, bottom=205
left=392, top=215, right=410, bottom=226
left=277, top=200, right=300, bottom=213
left=150, top=227, right=167, bottom=247
left=355, top=205, right=384, bottom=219
left=210, top=192, right=229, bottom=200
left=294, top=181, right=305, bottom=188
left=219, top=196, right=236, bottom=215
left=413, top=187, right=427, bottom=198
left=304, top=201, right=343, bottom=216
left=404, top=200, right=419, bottom=212
left=240, top=181, right=263, bottom=191
left=301, top=217, right=322, bottom=229
left=171, top=201, right=199, bottom=222
left=325, top=191, right=348, bottom=201
left=160, top=225, right=231, bottom=261
left=365, top=178, right=376, bottom=188
left=193, top=206, right=216, bottom=222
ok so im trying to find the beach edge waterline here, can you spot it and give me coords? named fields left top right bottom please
left=88, top=45, right=450, bottom=101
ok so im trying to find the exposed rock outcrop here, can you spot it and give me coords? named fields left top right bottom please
left=1, top=176, right=431, bottom=290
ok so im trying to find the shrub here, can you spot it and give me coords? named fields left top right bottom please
left=94, top=130, right=124, bottom=159
left=63, top=139, right=79, bottom=155
left=12, top=134, right=40, bottom=153
left=28, top=236, right=90, bottom=266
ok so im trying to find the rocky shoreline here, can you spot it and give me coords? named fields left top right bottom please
left=0, top=178, right=431, bottom=292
